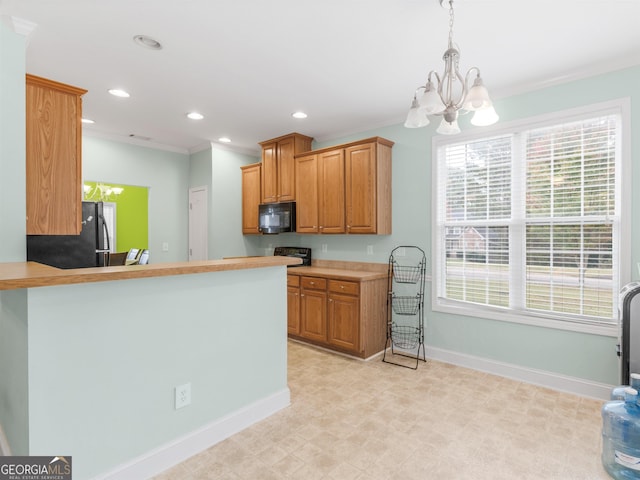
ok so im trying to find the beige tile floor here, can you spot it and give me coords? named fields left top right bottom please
left=154, top=341, right=611, bottom=479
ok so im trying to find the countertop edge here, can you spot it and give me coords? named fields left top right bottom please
left=286, top=266, right=388, bottom=281
left=0, top=257, right=302, bottom=291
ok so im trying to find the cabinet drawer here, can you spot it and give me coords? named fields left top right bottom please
left=287, top=275, right=300, bottom=287
left=301, top=276, right=327, bottom=290
left=328, top=279, right=359, bottom=296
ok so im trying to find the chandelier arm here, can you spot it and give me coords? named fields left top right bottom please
left=464, top=66, right=481, bottom=86
left=451, top=66, right=466, bottom=110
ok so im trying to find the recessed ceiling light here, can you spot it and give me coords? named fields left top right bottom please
left=292, top=111, right=308, bottom=119
left=218, top=137, right=231, bottom=143
left=187, top=112, right=204, bottom=120
left=108, top=89, right=130, bottom=98
left=133, top=35, right=162, bottom=50
left=81, top=118, right=95, bottom=124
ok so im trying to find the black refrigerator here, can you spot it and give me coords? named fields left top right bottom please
left=27, top=201, right=110, bottom=269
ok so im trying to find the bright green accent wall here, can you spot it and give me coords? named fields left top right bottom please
left=83, top=181, right=149, bottom=252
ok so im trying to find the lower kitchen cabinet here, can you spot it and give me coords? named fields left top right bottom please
left=287, top=274, right=301, bottom=335
left=287, top=271, right=387, bottom=358
left=300, top=276, right=328, bottom=342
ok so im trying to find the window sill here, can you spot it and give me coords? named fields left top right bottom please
left=432, top=298, right=618, bottom=337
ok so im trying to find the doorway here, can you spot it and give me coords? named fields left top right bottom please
left=189, top=186, right=208, bottom=261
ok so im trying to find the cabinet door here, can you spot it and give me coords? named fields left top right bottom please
left=261, top=142, right=278, bottom=203
left=241, top=163, right=261, bottom=234
left=328, top=293, right=360, bottom=353
left=300, top=288, right=327, bottom=342
left=277, top=136, right=296, bottom=202
left=318, top=149, right=345, bottom=234
left=287, top=286, right=300, bottom=335
left=345, top=143, right=376, bottom=234
left=295, top=154, right=319, bottom=233
left=26, top=75, right=86, bottom=235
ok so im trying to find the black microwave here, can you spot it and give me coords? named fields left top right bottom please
left=258, top=202, right=296, bottom=234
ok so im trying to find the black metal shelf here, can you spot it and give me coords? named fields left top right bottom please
left=383, top=246, right=427, bottom=369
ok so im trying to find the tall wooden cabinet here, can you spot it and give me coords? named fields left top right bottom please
left=294, top=137, right=393, bottom=235
left=345, top=140, right=392, bottom=234
left=260, top=133, right=313, bottom=204
left=26, top=74, right=87, bottom=235
left=241, top=163, right=262, bottom=234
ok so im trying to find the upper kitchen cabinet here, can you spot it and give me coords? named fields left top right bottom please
left=241, top=162, right=262, bottom=234
left=345, top=138, right=393, bottom=234
left=294, top=149, right=346, bottom=234
left=295, top=137, right=393, bottom=235
left=26, top=74, right=87, bottom=235
left=259, top=133, right=313, bottom=203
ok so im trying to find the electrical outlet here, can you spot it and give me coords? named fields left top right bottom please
left=367, top=245, right=374, bottom=255
left=321, top=244, right=328, bottom=253
left=162, top=242, right=169, bottom=252
left=175, top=383, right=191, bottom=409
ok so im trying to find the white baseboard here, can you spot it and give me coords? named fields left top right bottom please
left=93, top=388, right=290, bottom=480
left=390, top=345, right=612, bottom=400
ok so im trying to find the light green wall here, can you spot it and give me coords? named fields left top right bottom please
left=82, top=136, right=189, bottom=262
left=188, top=144, right=261, bottom=259
left=256, top=65, right=640, bottom=385
left=0, top=19, right=26, bottom=261
left=26, top=266, right=288, bottom=479
left=0, top=20, right=29, bottom=456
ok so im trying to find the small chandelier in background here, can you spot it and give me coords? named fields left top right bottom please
left=83, top=183, right=124, bottom=202
left=405, top=0, right=499, bottom=134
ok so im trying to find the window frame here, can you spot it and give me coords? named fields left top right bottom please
left=431, top=99, right=631, bottom=337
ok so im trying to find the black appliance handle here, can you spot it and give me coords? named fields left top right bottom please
left=97, top=214, right=111, bottom=267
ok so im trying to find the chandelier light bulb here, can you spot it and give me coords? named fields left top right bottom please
left=463, top=76, right=492, bottom=111
left=437, top=117, right=461, bottom=135
left=404, top=96, right=430, bottom=128
left=470, top=105, right=499, bottom=126
left=419, top=82, right=446, bottom=115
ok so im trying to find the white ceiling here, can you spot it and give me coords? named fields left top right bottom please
left=2, top=0, right=640, bottom=154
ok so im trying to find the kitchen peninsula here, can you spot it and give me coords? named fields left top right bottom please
left=0, top=256, right=299, bottom=480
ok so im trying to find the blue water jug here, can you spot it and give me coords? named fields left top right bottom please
left=612, top=374, right=640, bottom=400
left=602, top=388, right=640, bottom=479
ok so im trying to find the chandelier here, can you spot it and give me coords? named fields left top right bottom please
left=405, top=0, right=499, bottom=134
left=83, top=183, right=124, bottom=202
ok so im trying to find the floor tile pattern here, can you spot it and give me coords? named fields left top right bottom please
left=154, top=341, right=611, bottom=479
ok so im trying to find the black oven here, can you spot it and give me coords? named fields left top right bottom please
left=273, top=246, right=311, bottom=267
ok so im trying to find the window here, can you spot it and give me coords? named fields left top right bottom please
left=433, top=103, right=627, bottom=332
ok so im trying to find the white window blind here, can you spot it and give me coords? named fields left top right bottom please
left=435, top=111, right=621, bottom=327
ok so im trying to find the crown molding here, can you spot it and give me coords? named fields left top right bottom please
left=1, top=15, right=37, bottom=37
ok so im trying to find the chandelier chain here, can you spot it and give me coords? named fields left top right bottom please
left=448, top=0, right=454, bottom=47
